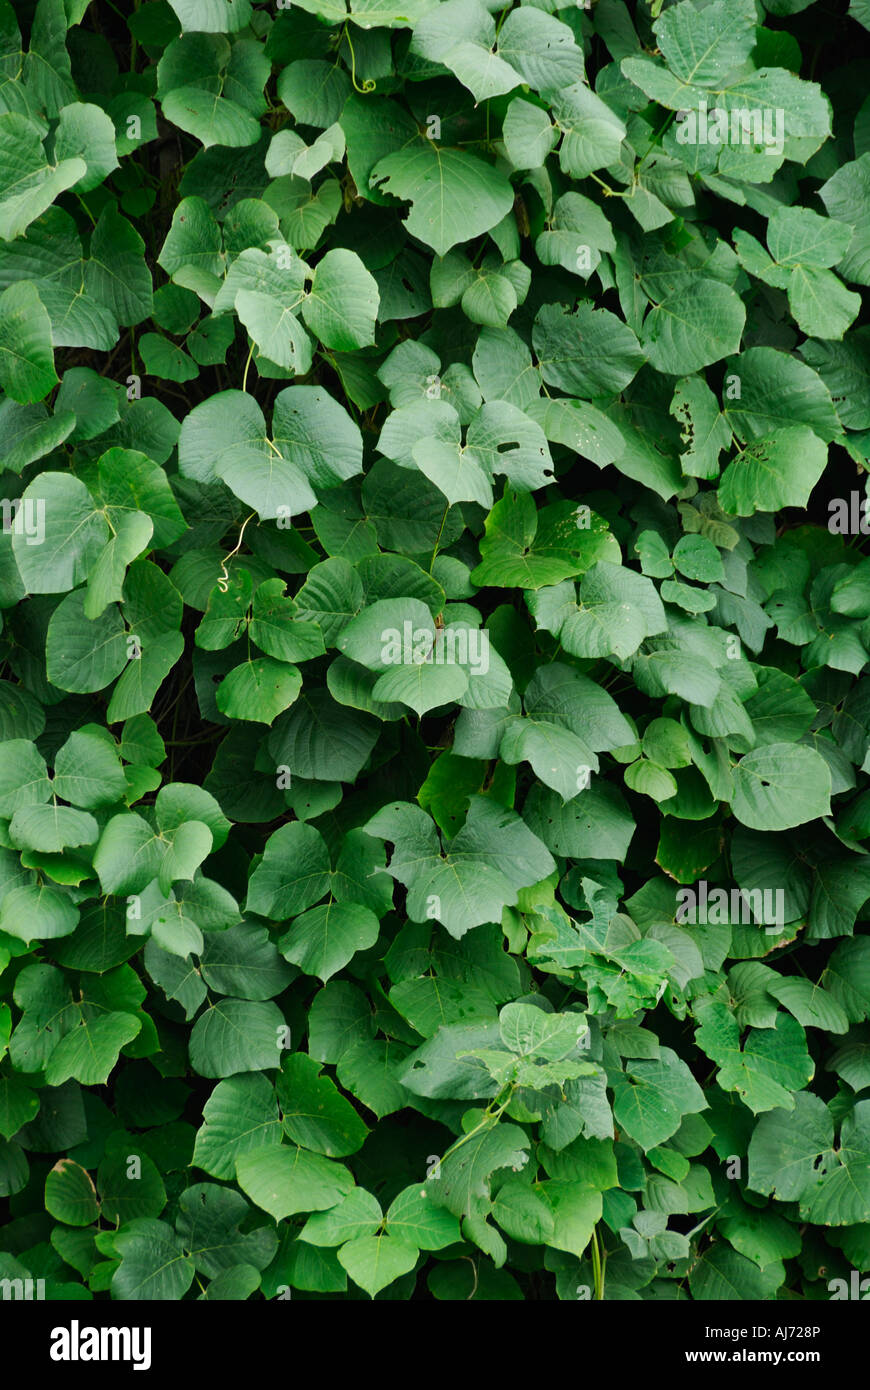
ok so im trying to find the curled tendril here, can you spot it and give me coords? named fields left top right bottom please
left=344, top=25, right=376, bottom=93
left=216, top=512, right=256, bottom=594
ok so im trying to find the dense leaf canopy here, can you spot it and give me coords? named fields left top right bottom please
left=0, top=0, right=869, bottom=1303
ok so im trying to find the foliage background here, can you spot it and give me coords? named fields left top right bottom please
left=0, top=0, right=869, bottom=1301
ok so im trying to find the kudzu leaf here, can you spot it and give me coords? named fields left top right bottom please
left=44, top=1012, right=142, bottom=1087
left=370, top=144, right=514, bottom=257
left=0, top=113, right=85, bottom=240
left=216, top=658, right=302, bottom=724
left=731, top=743, right=832, bottom=831
left=193, top=1074, right=282, bottom=1181
left=279, top=902, right=381, bottom=983
left=112, top=1220, right=195, bottom=1301
left=337, top=1234, right=418, bottom=1298
left=189, top=999, right=286, bottom=1078
left=277, top=1054, right=369, bottom=1156
left=0, top=282, right=57, bottom=402
left=235, top=1145, right=353, bottom=1221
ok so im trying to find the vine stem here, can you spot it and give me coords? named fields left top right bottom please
left=242, top=342, right=255, bottom=394
left=429, top=504, right=450, bottom=572
left=590, top=1225, right=606, bottom=1299
left=344, top=23, right=375, bottom=93
left=437, top=1087, right=516, bottom=1168
left=588, top=171, right=625, bottom=198
left=217, top=512, right=256, bottom=593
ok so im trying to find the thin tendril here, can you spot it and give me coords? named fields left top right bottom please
left=242, top=342, right=255, bottom=393
left=217, top=512, right=256, bottom=593
left=344, top=24, right=375, bottom=93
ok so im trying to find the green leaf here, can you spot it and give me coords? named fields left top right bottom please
left=12, top=472, right=108, bottom=594
left=55, top=103, right=119, bottom=192
left=411, top=1, right=520, bottom=103
left=45, top=590, right=128, bottom=694
left=44, top=1011, right=142, bottom=1086
left=524, top=781, right=636, bottom=861
left=86, top=205, right=153, bottom=326
left=0, top=740, right=51, bottom=817
left=272, top=385, right=363, bottom=490
left=370, top=143, right=514, bottom=256
left=767, top=976, right=849, bottom=1034
left=158, top=195, right=223, bottom=284
left=301, top=249, right=379, bottom=350
left=279, top=901, right=381, bottom=983
left=168, top=0, right=253, bottom=32
left=276, top=59, right=350, bottom=129
left=365, top=796, right=555, bottom=939
left=9, top=804, right=98, bottom=853
left=139, top=332, right=199, bottom=383
left=534, top=303, right=644, bottom=398
left=799, top=1101, right=870, bottom=1226
left=642, top=280, right=746, bottom=377
left=820, top=153, right=870, bottom=287
left=93, top=813, right=160, bottom=894
left=268, top=688, right=378, bottom=782
left=277, top=1054, right=369, bottom=1156
left=530, top=562, right=667, bottom=661
left=473, top=491, right=618, bottom=590
left=612, top=1048, right=707, bottom=1149
left=748, top=1092, right=835, bottom=1201
left=497, top=7, right=584, bottom=92
left=216, top=657, right=302, bottom=724
left=159, top=34, right=269, bottom=149
left=98, top=1138, right=167, bottom=1223
left=503, top=98, right=557, bottom=169
left=427, top=1122, right=530, bottom=1218
left=385, top=1185, right=462, bottom=1250
left=249, top=579, right=326, bottom=664
left=337, top=1233, right=418, bottom=1297
left=189, top=999, right=286, bottom=1078
left=731, top=743, right=832, bottom=830
left=300, top=1188, right=383, bottom=1247
left=718, top=428, right=828, bottom=515
left=45, top=1158, right=100, bottom=1226
left=0, top=399, right=75, bottom=473
left=52, top=729, right=127, bottom=809
left=112, top=1219, right=195, bottom=1301
left=200, top=922, right=292, bottom=1000
left=0, top=281, right=57, bottom=402
left=696, top=1006, right=814, bottom=1112
left=177, top=1182, right=276, bottom=1277
left=653, top=0, right=756, bottom=85
left=106, top=631, right=185, bottom=724
left=193, top=1074, right=282, bottom=1180
left=235, top=1144, right=353, bottom=1221
left=0, top=113, right=85, bottom=240
left=551, top=82, right=626, bottom=178
left=689, top=1243, right=784, bottom=1301
left=0, top=1076, right=39, bottom=1141
left=246, top=821, right=331, bottom=919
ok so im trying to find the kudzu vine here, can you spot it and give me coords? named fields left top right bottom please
left=0, top=0, right=868, bottom=1303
